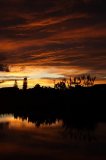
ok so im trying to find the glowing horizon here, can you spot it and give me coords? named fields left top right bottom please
left=0, top=66, right=106, bottom=89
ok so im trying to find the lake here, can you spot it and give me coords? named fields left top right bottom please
left=0, top=114, right=106, bottom=160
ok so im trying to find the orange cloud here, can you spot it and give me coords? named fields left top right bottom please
left=0, top=0, right=106, bottom=87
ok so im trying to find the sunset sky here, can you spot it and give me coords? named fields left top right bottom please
left=0, top=0, right=106, bottom=88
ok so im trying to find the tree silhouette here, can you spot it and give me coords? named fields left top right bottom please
left=81, top=74, right=96, bottom=87
left=14, top=80, right=18, bottom=88
left=54, top=74, right=96, bottom=89
left=34, top=84, right=41, bottom=89
left=23, top=77, right=27, bottom=90
left=54, top=79, right=66, bottom=90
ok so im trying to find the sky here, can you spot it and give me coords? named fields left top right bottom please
left=0, top=0, right=106, bottom=88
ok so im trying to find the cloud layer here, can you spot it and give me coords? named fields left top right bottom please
left=0, top=0, right=106, bottom=85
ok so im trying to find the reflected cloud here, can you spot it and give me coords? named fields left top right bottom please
left=0, top=113, right=106, bottom=160
left=0, top=114, right=62, bottom=130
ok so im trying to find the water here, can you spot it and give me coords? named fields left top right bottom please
left=0, top=114, right=106, bottom=160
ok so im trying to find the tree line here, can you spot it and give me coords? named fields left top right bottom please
left=12, top=74, right=96, bottom=90
left=54, top=74, right=96, bottom=90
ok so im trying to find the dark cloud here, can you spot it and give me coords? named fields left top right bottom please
left=0, top=0, right=106, bottom=83
left=0, top=64, right=9, bottom=72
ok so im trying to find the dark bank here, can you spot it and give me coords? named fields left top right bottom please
left=0, top=82, right=106, bottom=160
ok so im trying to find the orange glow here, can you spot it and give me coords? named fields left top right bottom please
left=0, top=1, right=105, bottom=87
left=0, top=114, right=35, bottom=129
left=0, top=65, right=94, bottom=88
left=0, top=114, right=62, bottom=130
left=0, top=64, right=106, bottom=88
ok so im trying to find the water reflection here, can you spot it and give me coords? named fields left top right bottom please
left=0, top=114, right=106, bottom=160
left=0, top=114, right=105, bottom=142
left=0, top=114, right=62, bottom=129
left=0, top=114, right=35, bottom=130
